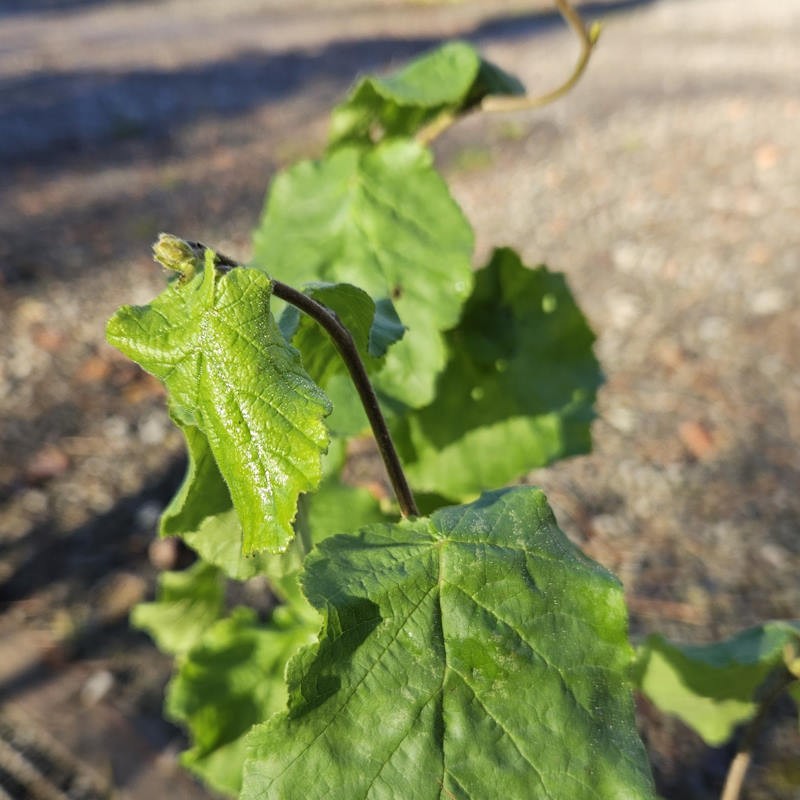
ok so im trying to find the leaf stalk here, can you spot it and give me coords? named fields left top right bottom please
left=271, top=280, right=419, bottom=519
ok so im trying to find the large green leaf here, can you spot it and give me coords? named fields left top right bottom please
left=106, top=251, right=331, bottom=553
left=166, top=607, right=318, bottom=797
left=272, top=472, right=394, bottom=618
left=635, top=622, right=800, bottom=745
left=329, top=41, right=524, bottom=146
left=131, top=561, right=224, bottom=657
left=393, top=248, right=602, bottom=500
left=251, top=139, right=474, bottom=407
left=279, top=283, right=404, bottom=435
left=243, top=488, right=655, bottom=800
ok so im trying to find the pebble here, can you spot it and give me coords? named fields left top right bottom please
left=138, top=411, right=168, bottom=445
left=25, top=444, right=71, bottom=484
left=750, top=287, right=786, bottom=316
left=136, top=500, right=163, bottom=532
left=148, top=537, right=179, bottom=570
left=81, top=669, right=115, bottom=707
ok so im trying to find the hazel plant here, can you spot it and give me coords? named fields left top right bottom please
left=108, top=3, right=799, bottom=799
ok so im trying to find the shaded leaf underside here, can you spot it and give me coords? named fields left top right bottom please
left=393, top=248, right=603, bottom=499
left=636, top=622, right=800, bottom=745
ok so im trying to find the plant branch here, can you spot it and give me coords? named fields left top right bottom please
left=200, top=242, right=419, bottom=517
left=271, top=280, right=419, bottom=519
left=720, top=666, right=797, bottom=800
left=272, top=279, right=419, bottom=517
left=417, top=0, right=601, bottom=146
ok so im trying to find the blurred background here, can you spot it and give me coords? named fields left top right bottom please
left=1, top=0, right=798, bottom=797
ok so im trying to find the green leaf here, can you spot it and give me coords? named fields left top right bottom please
left=252, top=139, right=474, bottom=408
left=243, top=487, right=655, bottom=800
left=329, top=41, right=524, bottom=146
left=106, top=254, right=331, bottom=553
left=273, top=474, right=393, bottom=613
left=167, top=607, right=318, bottom=797
left=393, top=248, right=602, bottom=500
left=160, top=412, right=232, bottom=539
left=159, top=415, right=276, bottom=580
left=279, top=283, right=405, bottom=435
left=131, top=561, right=224, bottom=656
left=635, top=622, right=800, bottom=745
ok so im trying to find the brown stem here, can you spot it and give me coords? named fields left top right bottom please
left=271, top=280, right=419, bottom=519
left=720, top=667, right=797, bottom=800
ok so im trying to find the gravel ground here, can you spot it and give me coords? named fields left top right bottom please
left=1, top=0, right=798, bottom=797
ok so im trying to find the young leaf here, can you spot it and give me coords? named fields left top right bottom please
left=159, top=415, right=277, bottom=580
left=166, top=607, right=319, bottom=797
left=160, top=411, right=231, bottom=538
left=242, top=487, right=655, bottom=800
left=329, top=41, right=524, bottom=146
left=131, top=561, right=224, bottom=657
left=635, top=621, right=800, bottom=745
left=251, top=139, right=474, bottom=408
left=393, top=247, right=602, bottom=500
left=106, top=254, right=331, bottom=553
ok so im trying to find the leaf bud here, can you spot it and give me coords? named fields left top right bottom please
left=153, top=233, right=203, bottom=281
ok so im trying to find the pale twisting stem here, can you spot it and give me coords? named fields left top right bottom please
left=720, top=666, right=797, bottom=800
left=417, top=0, right=601, bottom=146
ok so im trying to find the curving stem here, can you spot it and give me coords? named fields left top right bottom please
left=417, top=0, right=601, bottom=146
left=271, top=280, right=419, bottom=519
left=719, top=666, right=797, bottom=800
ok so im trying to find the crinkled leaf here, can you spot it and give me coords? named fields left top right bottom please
left=106, top=254, right=331, bottom=553
left=243, top=487, right=655, bottom=800
left=160, top=416, right=275, bottom=580
left=252, top=139, right=474, bottom=407
left=166, top=607, right=318, bottom=797
left=393, top=248, right=602, bottom=499
left=131, top=561, right=224, bottom=657
left=635, top=621, right=800, bottom=745
left=273, top=474, right=393, bottom=616
left=279, top=283, right=404, bottom=435
left=329, top=41, right=524, bottom=146
left=160, top=411, right=231, bottom=539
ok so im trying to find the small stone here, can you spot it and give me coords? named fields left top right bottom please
left=678, top=420, right=716, bottom=461
left=754, top=142, right=779, bottom=170
left=94, top=572, right=147, bottom=622
left=81, top=669, right=115, bottom=707
left=75, top=354, right=112, bottom=383
left=136, top=500, right=163, bottom=532
left=138, top=412, right=167, bottom=445
left=20, top=489, right=49, bottom=515
left=32, top=325, right=66, bottom=353
left=25, top=445, right=70, bottom=484
left=148, top=537, right=179, bottom=570
left=759, top=543, right=788, bottom=570
left=750, top=288, right=786, bottom=316
left=103, top=416, right=129, bottom=440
